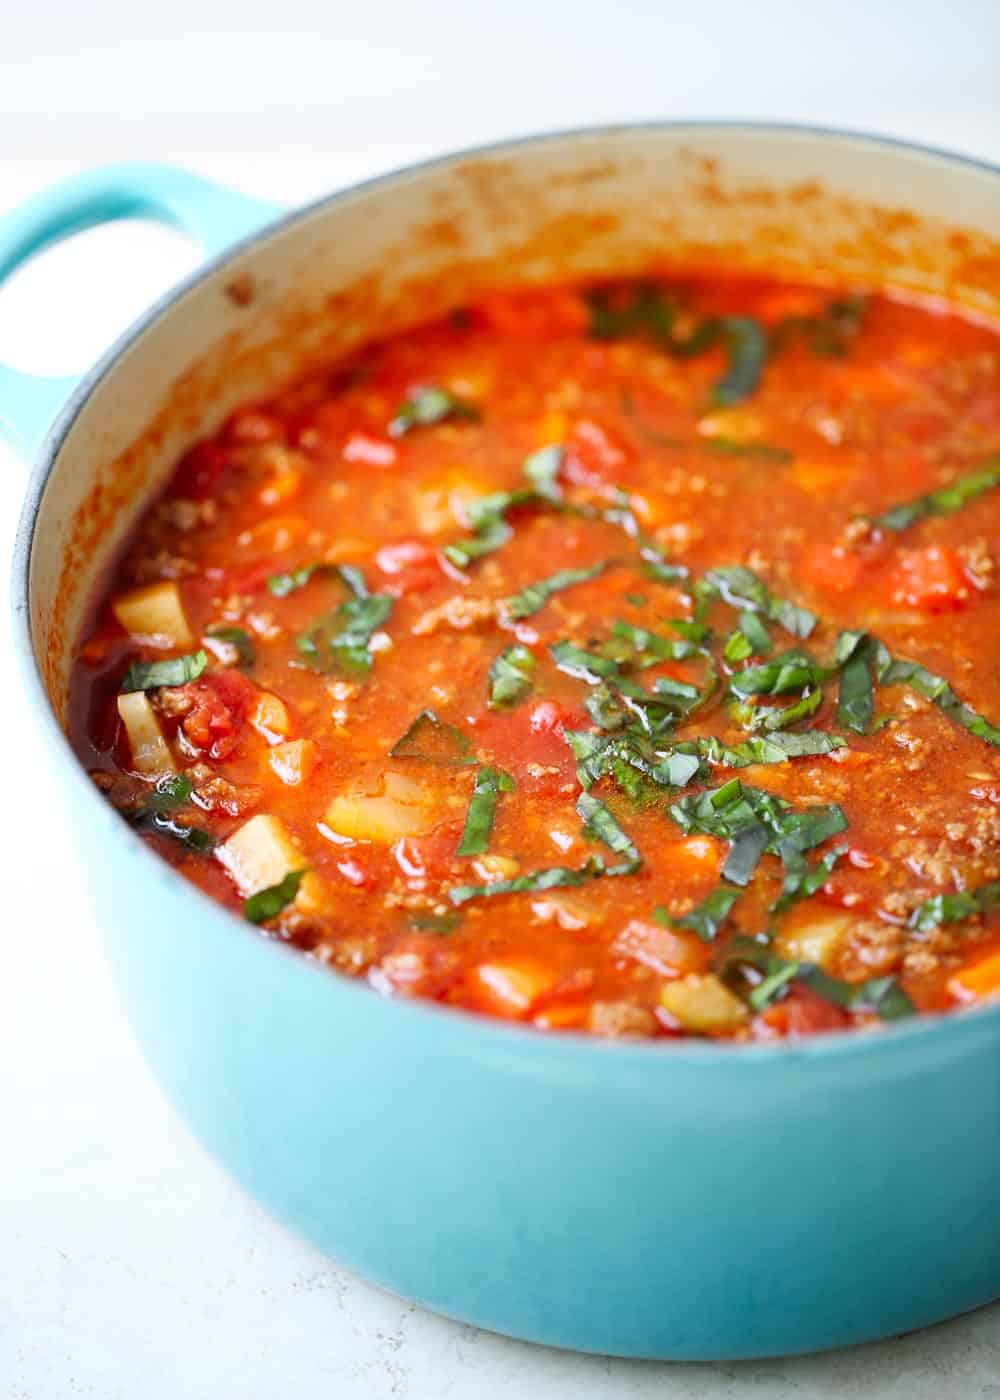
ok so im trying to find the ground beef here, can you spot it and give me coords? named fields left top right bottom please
left=588, top=1001, right=658, bottom=1038
left=412, top=595, right=501, bottom=636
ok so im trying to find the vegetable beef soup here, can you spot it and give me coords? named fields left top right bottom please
left=71, top=276, right=1000, bottom=1039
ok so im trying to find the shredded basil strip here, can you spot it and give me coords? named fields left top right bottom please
left=576, top=792, right=641, bottom=873
left=669, top=779, right=846, bottom=888
left=771, top=844, right=847, bottom=918
left=295, top=566, right=392, bottom=677
left=450, top=854, right=624, bottom=906
left=870, top=456, right=1000, bottom=532
left=506, top=560, right=609, bottom=619
left=457, top=766, right=515, bottom=857
left=728, top=650, right=831, bottom=698
left=121, top=650, right=207, bottom=693
left=149, top=815, right=215, bottom=852
left=712, top=316, right=769, bottom=407
left=390, top=709, right=476, bottom=766
left=909, top=879, right=1000, bottom=932
left=388, top=385, right=479, bottom=437
left=410, top=911, right=462, bottom=934
left=444, top=447, right=566, bottom=570
left=836, top=631, right=1000, bottom=747
left=244, top=869, right=306, bottom=924
left=488, top=645, right=536, bottom=709
left=522, top=443, right=564, bottom=499
left=269, top=562, right=367, bottom=599
left=205, top=625, right=255, bottom=669
left=126, top=773, right=215, bottom=852
left=703, top=438, right=793, bottom=463
left=771, top=296, right=867, bottom=358
left=702, top=566, right=817, bottom=640
left=671, top=886, right=740, bottom=943
left=696, top=731, right=844, bottom=767
left=549, top=641, right=621, bottom=683
left=720, top=937, right=914, bottom=1019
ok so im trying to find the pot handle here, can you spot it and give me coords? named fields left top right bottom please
left=0, top=162, right=282, bottom=461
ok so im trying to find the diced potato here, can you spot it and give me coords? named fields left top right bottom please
left=321, top=770, right=435, bottom=843
left=116, top=693, right=175, bottom=776
left=112, top=581, right=193, bottom=649
left=250, top=692, right=292, bottom=744
left=776, top=910, right=852, bottom=968
left=216, top=814, right=306, bottom=896
left=269, top=739, right=320, bottom=786
left=659, top=974, right=749, bottom=1034
left=472, top=854, right=520, bottom=882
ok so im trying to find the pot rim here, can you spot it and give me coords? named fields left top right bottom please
left=13, top=117, right=1000, bottom=1067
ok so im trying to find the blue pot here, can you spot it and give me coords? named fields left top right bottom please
left=8, top=125, right=1000, bottom=1359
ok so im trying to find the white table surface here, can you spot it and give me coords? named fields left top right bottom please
left=2, top=4, right=999, bottom=1394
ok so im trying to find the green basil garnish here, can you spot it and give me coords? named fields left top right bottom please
left=244, top=869, right=306, bottom=924
left=506, top=560, right=609, bottom=619
left=711, top=316, right=769, bottom=407
left=870, top=458, right=1000, bottom=532
left=390, top=709, right=476, bottom=766
left=488, top=645, right=536, bottom=709
left=702, top=566, right=817, bottom=640
left=388, top=385, right=479, bottom=437
left=576, top=792, right=641, bottom=873
left=295, top=565, right=392, bottom=677
left=457, top=767, right=515, bottom=857
left=670, top=886, right=740, bottom=942
left=120, top=650, right=207, bottom=693
left=449, top=854, right=629, bottom=906
left=909, top=879, right=1000, bottom=931
left=204, top=625, right=255, bottom=669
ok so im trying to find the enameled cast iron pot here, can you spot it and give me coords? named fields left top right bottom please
left=8, top=124, right=1000, bottom=1360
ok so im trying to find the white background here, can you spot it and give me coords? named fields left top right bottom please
left=2, top=3, right=999, bottom=1396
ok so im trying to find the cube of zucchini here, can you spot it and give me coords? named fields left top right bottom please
left=216, top=814, right=306, bottom=896
left=659, top=973, right=749, bottom=1034
left=116, top=692, right=175, bottom=776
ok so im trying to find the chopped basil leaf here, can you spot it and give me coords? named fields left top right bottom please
left=132, top=772, right=193, bottom=815
left=449, top=854, right=626, bottom=905
left=410, top=911, right=462, bottom=934
left=205, top=625, right=255, bottom=669
left=576, top=792, right=641, bottom=873
left=800, top=966, right=916, bottom=1020
left=909, top=879, right=1000, bottom=931
left=390, top=709, right=476, bottom=766
left=610, top=619, right=701, bottom=665
left=457, top=766, right=515, bottom=857
left=772, top=296, right=867, bottom=359
left=488, top=645, right=536, bottom=709
left=522, top=444, right=564, bottom=499
left=121, top=650, right=207, bottom=693
left=721, top=937, right=914, bottom=1020
left=728, top=650, right=830, bottom=698
left=270, top=561, right=369, bottom=599
left=741, top=684, right=825, bottom=733
left=724, top=630, right=752, bottom=665
left=443, top=514, right=512, bottom=570
left=696, top=731, right=843, bottom=767
left=244, top=869, right=305, bottom=924
left=388, top=385, right=479, bottom=437
left=835, top=631, right=875, bottom=734
left=642, top=553, right=689, bottom=585
left=702, top=438, right=793, bottom=463
left=506, top=560, right=609, bottom=619
left=549, top=640, right=621, bottom=683
left=771, top=844, right=847, bottom=918
left=669, top=780, right=846, bottom=888
left=711, top=316, right=769, bottom=407
left=625, top=593, right=648, bottom=607
left=672, top=886, right=740, bottom=942
left=149, top=814, right=215, bottom=852
left=297, top=592, right=392, bottom=676
left=871, top=457, right=1000, bottom=532
left=702, top=566, right=817, bottom=640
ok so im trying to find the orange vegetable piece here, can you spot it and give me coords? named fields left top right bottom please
left=250, top=692, right=292, bottom=744
left=799, top=541, right=863, bottom=594
left=470, top=958, right=559, bottom=1018
left=269, top=739, right=320, bottom=787
left=950, top=951, right=1000, bottom=1003
left=259, top=468, right=303, bottom=507
left=890, top=546, right=969, bottom=612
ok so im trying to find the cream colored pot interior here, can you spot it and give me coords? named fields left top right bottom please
left=30, top=125, right=1000, bottom=715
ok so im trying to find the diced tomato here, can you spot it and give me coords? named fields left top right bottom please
left=759, top=985, right=849, bottom=1037
left=178, top=670, right=257, bottom=760
left=798, top=541, right=864, bottom=594
left=374, top=540, right=444, bottom=595
left=171, top=441, right=231, bottom=499
left=889, top=545, right=969, bottom=612
left=470, top=700, right=584, bottom=796
left=612, top=919, right=709, bottom=977
left=335, top=853, right=377, bottom=890
left=343, top=430, right=398, bottom=468
left=561, top=419, right=633, bottom=489
left=473, top=289, right=589, bottom=339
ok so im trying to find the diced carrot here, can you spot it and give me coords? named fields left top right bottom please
left=250, top=692, right=292, bottom=744
left=269, top=738, right=319, bottom=786
left=533, top=1001, right=590, bottom=1031
left=889, top=546, right=969, bottom=612
left=259, top=468, right=303, bottom=507
left=949, top=951, right=1000, bottom=1003
left=470, top=958, right=559, bottom=1018
left=799, top=541, right=863, bottom=594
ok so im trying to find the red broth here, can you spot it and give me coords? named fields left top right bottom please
left=70, top=276, right=1000, bottom=1039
